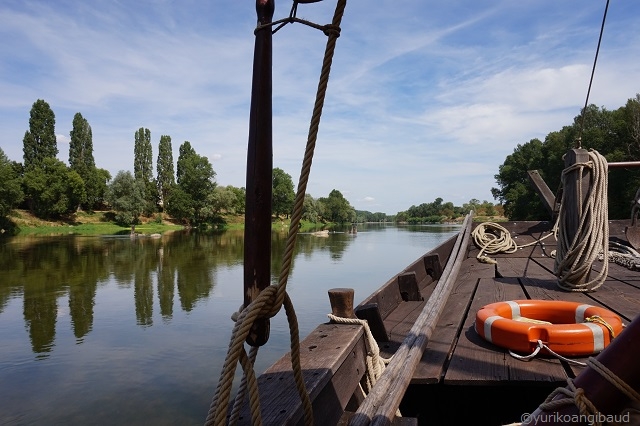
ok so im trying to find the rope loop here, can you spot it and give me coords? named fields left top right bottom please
left=472, top=222, right=556, bottom=265
left=554, top=149, right=609, bottom=292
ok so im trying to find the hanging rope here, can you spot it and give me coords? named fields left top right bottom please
left=576, top=0, right=610, bottom=148
left=554, top=150, right=609, bottom=292
left=204, top=2, right=347, bottom=425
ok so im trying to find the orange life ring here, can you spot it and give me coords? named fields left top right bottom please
left=475, top=300, right=623, bottom=357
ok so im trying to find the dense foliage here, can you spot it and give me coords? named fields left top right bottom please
left=156, top=135, right=175, bottom=207
left=492, top=96, right=640, bottom=220
left=22, top=99, right=57, bottom=170
left=105, top=171, right=145, bottom=230
left=0, top=148, right=23, bottom=221
left=272, top=167, right=294, bottom=218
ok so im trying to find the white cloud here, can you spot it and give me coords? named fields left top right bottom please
left=2, top=1, right=640, bottom=213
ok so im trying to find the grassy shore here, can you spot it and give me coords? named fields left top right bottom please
left=5, top=210, right=184, bottom=236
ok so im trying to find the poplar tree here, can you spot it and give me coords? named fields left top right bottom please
left=69, top=113, right=96, bottom=209
left=176, top=141, right=195, bottom=184
left=134, top=128, right=153, bottom=182
left=133, top=127, right=157, bottom=214
left=23, top=99, right=57, bottom=169
left=156, top=135, right=175, bottom=206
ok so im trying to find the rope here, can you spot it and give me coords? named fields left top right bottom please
left=327, top=314, right=392, bottom=394
left=509, top=340, right=587, bottom=367
left=204, top=2, right=347, bottom=425
left=536, top=357, right=640, bottom=426
left=585, top=315, right=616, bottom=339
left=472, top=222, right=556, bottom=264
left=327, top=314, right=402, bottom=418
left=576, top=0, right=610, bottom=148
left=554, top=150, right=609, bottom=292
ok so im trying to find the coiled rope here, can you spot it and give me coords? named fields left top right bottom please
left=554, top=150, right=609, bottom=292
left=472, top=222, right=556, bottom=265
left=204, top=1, right=347, bottom=425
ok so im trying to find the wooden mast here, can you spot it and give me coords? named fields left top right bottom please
left=244, top=0, right=274, bottom=347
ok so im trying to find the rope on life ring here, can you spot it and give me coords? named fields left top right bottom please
left=475, top=300, right=623, bottom=357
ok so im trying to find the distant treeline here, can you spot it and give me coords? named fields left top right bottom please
left=1, top=99, right=502, bottom=232
left=492, top=94, right=640, bottom=220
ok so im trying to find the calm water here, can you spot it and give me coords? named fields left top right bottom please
left=0, top=224, right=459, bottom=425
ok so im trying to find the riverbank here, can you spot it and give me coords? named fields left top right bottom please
left=3, top=210, right=313, bottom=236
left=5, top=210, right=184, bottom=236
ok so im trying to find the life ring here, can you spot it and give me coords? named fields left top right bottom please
left=475, top=300, right=623, bottom=357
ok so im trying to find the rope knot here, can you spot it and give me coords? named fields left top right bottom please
left=585, top=315, right=616, bottom=339
left=322, top=24, right=341, bottom=37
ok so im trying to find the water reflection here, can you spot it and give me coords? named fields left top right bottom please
left=0, top=228, right=356, bottom=357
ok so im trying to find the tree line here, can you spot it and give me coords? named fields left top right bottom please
left=1, top=99, right=504, bottom=232
left=492, top=94, right=640, bottom=220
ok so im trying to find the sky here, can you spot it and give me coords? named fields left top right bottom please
left=2, top=1, right=640, bottom=215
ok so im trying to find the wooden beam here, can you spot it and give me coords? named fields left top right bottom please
left=527, top=170, right=558, bottom=219
left=244, top=0, right=274, bottom=347
left=349, top=213, right=474, bottom=426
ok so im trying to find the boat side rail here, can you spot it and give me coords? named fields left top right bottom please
left=348, top=212, right=474, bottom=426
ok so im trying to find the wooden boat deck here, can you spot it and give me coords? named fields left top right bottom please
left=237, top=220, right=640, bottom=425
left=378, top=220, right=640, bottom=424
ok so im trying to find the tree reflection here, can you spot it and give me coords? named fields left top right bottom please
left=0, top=228, right=356, bottom=356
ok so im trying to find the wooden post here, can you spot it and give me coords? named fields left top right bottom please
left=354, top=303, right=389, bottom=342
left=328, top=288, right=356, bottom=318
left=422, top=254, right=442, bottom=280
left=398, top=272, right=422, bottom=302
left=244, top=0, right=274, bottom=347
left=562, top=148, right=591, bottom=243
left=558, top=148, right=591, bottom=286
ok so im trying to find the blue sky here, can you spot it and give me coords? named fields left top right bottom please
left=2, top=1, right=640, bottom=214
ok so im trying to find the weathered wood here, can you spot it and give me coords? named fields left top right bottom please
left=422, top=254, right=442, bottom=281
left=349, top=213, right=473, bottom=426
left=244, top=0, right=274, bottom=347
left=444, top=276, right=569, bottom=385
left=527, top=169, right=558, bottom=219
left=355, top=303, right=389, bottom=342
left=329, top=288, right=357, bottom=318
left=339, top=413, right=417, bottom=426
left=398, top=272, right=422, bottom=301
left=557, top=148, right=592, bottom=288
left=237, top=323, right=367, bottom=425
left=411, top=259, right=494, bottom=384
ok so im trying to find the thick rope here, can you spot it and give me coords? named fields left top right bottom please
left=535, top=357, right=640, bottom=426
left=554, top=150, right=609, bottom=292
left=327, top=314, right=392, bottom=393
left=204, top=2, right=347, bottom=425
left=472, top=222, right=556, bottom=264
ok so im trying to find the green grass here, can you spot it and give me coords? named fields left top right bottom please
left=15, top=222, right=183, bottom=236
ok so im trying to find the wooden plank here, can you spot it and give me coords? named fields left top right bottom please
left=444, top=276, right=568, bottom=384
left=350, top=214, right=473, bottom=426
left=238, top=323, right=366, bottom=425
left=527, top=170, right=558, bottom=219
left=411, top=258, right=494, bottom=384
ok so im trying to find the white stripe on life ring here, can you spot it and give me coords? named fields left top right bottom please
left=575, top=304, right=592, bottom=322
left=483, top=315, right=503, bottom=343
left=506, top=300, right=521, bottom=319
left=584, top=322, right=605, bottom=352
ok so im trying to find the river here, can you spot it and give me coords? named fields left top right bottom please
left=0, top=223, right=459, bottom=425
